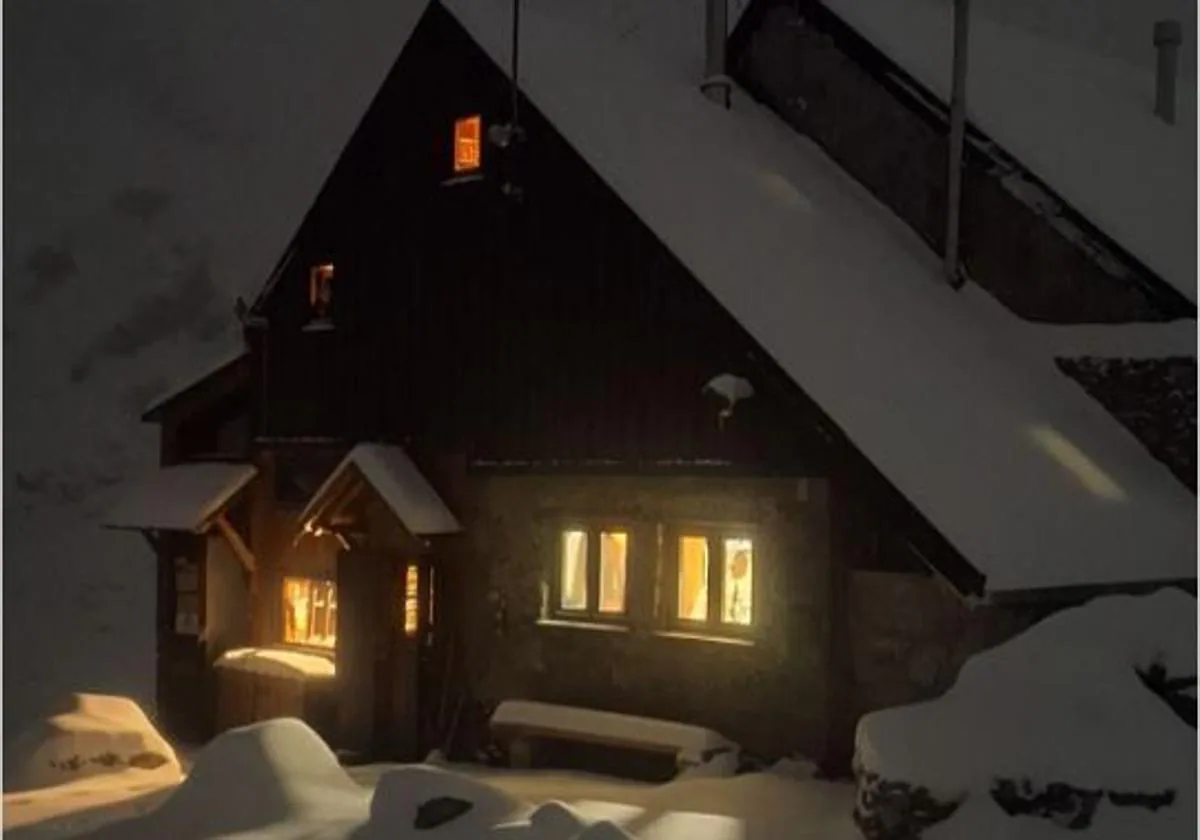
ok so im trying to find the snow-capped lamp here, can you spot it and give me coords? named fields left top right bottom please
left=703, top=373, right=755, bottom=430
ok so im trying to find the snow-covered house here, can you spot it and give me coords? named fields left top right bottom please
left=105, top=0, right=1196, bottom=772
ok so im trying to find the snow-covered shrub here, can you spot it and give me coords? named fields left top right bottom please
left=853, top=588, right=1197, bottom=839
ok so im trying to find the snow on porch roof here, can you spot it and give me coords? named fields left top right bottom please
left=440, top=0, right=1196, bottom=594
left=103, top=463, right=258, bottom=533
left=298, top=443, right=462, bottom=536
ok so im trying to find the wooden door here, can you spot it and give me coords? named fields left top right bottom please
left=335, top=548, right=387, bottom=758
left=382, top=556, right=448, bottom=760
left=155, top=536, right=213, bottom=745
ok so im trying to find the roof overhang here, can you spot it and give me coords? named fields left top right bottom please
left=297, top=443, right=462, bottom=539
left=141, top=349, right=250, bottom=424
left=103, top=463, right=258, bottom=534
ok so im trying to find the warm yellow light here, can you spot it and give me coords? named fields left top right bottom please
left=598, top=531, right=628, bottom=614
left=1029, top=425, right=1126, bottom=502
left=721, top=538, right=753, bottom=626
left=454, top=115, right=483, bottom=173
left=404, top=564, right=419, bottom=637
left=282, top=577, right=337, bottom=649
left=560, top=530, right=588, bottom=611
left=308, top=263, right=335, bottom=309
left=678, top=536, right=709, bottom=621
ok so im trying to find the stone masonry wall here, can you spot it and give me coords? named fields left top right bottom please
left=449, top=473, right=834, bottom=761
left=850, top=571, right=1054, bottom=716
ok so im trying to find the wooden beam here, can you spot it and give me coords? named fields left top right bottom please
left=214, top=513, right=257, bottom=575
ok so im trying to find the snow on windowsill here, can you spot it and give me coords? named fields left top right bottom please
left=654, top=630, right=755, bottom=647
left=536, top=618, right=631, bottom=633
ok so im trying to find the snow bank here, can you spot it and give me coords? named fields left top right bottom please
left=367, top=765, right=525, bottom=835
left=214, top=647, right=336, bottom=680
left=855, top=589, right=1197, bottom=838
left=857, top=588, right=1196, bottom=796
left=4, top=694, right=182, bottom=794
left=925, top=794, right=1197, bottom=840
left=77, top=717, right=370, bottom=839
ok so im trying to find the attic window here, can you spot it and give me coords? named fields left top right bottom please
left=453, top=115, right=483, bottom=173
left=308, top=263, right=334, bottom=320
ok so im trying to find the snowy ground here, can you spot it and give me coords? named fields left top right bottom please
left=3, top=739, right=859, bottom=840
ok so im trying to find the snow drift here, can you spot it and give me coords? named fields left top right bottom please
left=855, top=587, right=1197, bottom=837
left=4, top=693, right=182, bottom=794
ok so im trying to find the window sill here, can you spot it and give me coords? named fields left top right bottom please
left=653, top=630, right=755, bottom=647
left=536, top=618, right=631, bottom=634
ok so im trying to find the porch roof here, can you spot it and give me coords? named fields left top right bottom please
left=103, top=463, right=258, bottom=533
left=298, top=443, right=462, bottom=537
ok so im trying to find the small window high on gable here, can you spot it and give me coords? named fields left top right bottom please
left=453, top=115, right=483, bottom=174
left=307, top=263, right=335, bottom=329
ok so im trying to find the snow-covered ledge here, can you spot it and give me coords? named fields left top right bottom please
left=214, top=647, right=336, bottom=681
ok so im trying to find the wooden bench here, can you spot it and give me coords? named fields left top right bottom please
left=489, top=700, right=735, bottom=773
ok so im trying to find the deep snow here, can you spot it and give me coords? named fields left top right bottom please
left=3, top=718, right=859, bottom=840
left=856, top=589, right=1197, bottom=835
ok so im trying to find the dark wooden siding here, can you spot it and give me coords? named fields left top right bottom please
left=252, top=2, right=826, bottom=471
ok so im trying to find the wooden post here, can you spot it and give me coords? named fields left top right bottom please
left=944, top=0, right=970, bottom=290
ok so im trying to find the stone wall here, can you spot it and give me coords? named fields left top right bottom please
left=850, top=571, right=1051, bottom=716
left=450, top=472, right=834, bottom=760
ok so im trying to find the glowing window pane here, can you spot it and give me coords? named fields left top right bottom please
left=598, top=532, right=628, bottom=614
left=560, top=530, right=588, bottom=611
left=308, top=263, right=334, bottom=312
left=677, top=536, right=709, bottom=622
left=404, top=564, right=419, bottom=638
left=721, top=538, right=754, bottom=626
left=282, top=576, right=337, bottom=649
left=454, top=115, right=483, bottom=173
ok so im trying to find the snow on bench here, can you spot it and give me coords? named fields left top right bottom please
left=489, top=700, right=735, bottom=768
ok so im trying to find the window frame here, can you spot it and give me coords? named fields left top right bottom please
left=664, top=523, right=759, bottom=638
left=280, top=574, right=339, bottom=651
left=548, top=519, right=634, bottom=623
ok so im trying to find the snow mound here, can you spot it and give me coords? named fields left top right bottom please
left=4, top=693, right=182, bottom=793
left=365, top=764, right=524, bottom=835
left=855, top=589, right=1197, bottom=838
left=857, top=588, right=1197, bottom=797
left=77, top=717, right=370, bottom=839
left=924, top=793, right=1197, bottom=840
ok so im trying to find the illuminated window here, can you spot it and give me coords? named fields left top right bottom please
left=308, top=263, right=335, bottom=319
left=599, top=532, right=628, bottom=614
left=554, top=526, right=630, bottom=619
left=282, top=576, right=337, bottom=649
left=721, top=538, right=753, bottom=626
left=404, top=564, right=420, bottom=638
left=677, top=537, right=709, bottom=622
left=453, top=115, right=483, bottom=173
left=673, top=532, right=755, bottom=631
left=559, top=530, right=588, bottom=611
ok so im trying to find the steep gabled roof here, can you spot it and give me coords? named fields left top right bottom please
left=436, top=0, right=1194, bottom=594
